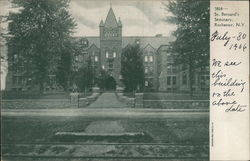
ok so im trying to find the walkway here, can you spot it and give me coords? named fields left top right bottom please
left=88, top=92, right=128, bottom=108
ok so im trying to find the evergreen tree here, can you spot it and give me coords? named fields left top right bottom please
left=121, top=44, right=144, bottom=92
left=7, top=0, right=76, bottom=93
left=164, top=0, right=209, bottom=95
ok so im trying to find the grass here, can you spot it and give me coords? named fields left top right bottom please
left=2, top=116, right=208, bottom=144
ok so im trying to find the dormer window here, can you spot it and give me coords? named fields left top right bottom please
left=80, top=38, right=88, bottom=47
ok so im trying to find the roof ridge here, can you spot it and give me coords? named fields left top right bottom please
left=122, top=36, right=169, bottom=38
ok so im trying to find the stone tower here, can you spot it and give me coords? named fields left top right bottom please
left=99, top=7, right=122, bottom=87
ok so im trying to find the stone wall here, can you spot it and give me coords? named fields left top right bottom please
left=2, top=99, right=71, bottom=109
left=116, top=93, right=135, bottom=107
left=143, top=100, right=209, bottom=109
left=79, top=92, right=100, bottom=108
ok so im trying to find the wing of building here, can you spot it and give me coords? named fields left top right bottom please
left=5, top=7, right=209, bottom=93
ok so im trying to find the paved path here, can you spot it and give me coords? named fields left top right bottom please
left=88, top=92, right=128, bottom=108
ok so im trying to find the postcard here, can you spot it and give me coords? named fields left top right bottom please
left=0, top=0, right=249, bottom=160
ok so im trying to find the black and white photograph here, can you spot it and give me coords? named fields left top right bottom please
left=1, top=0, right=210, bottom=160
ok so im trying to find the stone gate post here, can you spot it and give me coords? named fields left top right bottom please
left=70, top=92, right=79, bottom=108
left=135, top=93, right=143, bottom=108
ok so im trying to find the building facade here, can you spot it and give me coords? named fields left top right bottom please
left=5, top=7, right=209, bottom=93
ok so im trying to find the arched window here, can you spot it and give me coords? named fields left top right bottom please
left=94, top=56, right=98, bottom=62
left=145, top=67, right=148, bottom=73
left=106, top=51, right=109, bottom=58
left=149, top=55, right=153, bottom=62
left=144, top=56, right=148, bottom=62
left=113, top=51, right=116, bottom=58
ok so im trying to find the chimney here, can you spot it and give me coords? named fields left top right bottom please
left=155, top=34, right=162, bottom=37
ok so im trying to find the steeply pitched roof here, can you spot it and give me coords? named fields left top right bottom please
left=122, top=36, right=174, bottom=49
left=104, top=7, right=118, bottom=28
left=74, top=36, right=174, bottom=50
left=74, top=36, right=100, bottom=49
left=141, top=44, right=156, bottom=52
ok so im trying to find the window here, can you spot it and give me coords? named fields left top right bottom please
left=14, top=54, right=18, bottom=60
left=144, top=56, right=148, bottom=62
left=145, top=81, right=148, bottom=86
left=167, top=65, right=171, bottom=72
left=149, top=56, right=153, bottom=62
left=145, top=67, right=148, bottom=73
left=136, top=40, right=140, bottom=44
left=182, top=73, right=187, bottom=85
left=75, top=55, right=80, bottom=61
left=173, top=76, right=177, bottom=85
left=109, top=62, right=113, bottom=69
left=94, top=56, right=98, bottom=62
left=200, top=75, right=205, bottom=86
left=149, top=67, right=153, bottom=73
left=105, top=51, right=109, bottom=58
left=167, top=76, right=171, bottom=85
left=113, top=51, right=116, bottom=58
left=102, top=65, right=105, bottom=69
left=172, top=66, right=177, bottom=72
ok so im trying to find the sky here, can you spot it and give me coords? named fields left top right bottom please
left=0, top=0, right=176, bottom=89
left=68, top=0, right=176, bottom=37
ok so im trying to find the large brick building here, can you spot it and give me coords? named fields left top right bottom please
left=5, top=7, right=209, bottom=93
left=71, top=7, right=173, bottom=91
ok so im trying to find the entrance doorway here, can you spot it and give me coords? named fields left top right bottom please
left=105, top=76, right=116, bottom=91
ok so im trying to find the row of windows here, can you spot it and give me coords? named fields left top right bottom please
left=145, top=80, right=153, bottom=87
left=102, top=62, right=114, bottom=70
left=106, top=51, right=117, bottom=58
left=166, top=64, right=177, bottom=73
left=104, top=31, right=118, bottom=37
left=167, top=74, right=209, bottom=86
left=144, top=56, right=153, bottom=62
left=145, top=66, right=153, bottom=73
left=167, top=76, right=177, bottom=85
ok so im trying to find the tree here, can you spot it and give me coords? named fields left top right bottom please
left=121, top=44, right=144, bottom=92
left=75, top=56, right=94, bottom=92
left=7, top=0, right=76, bottom=93
left=164, top=0, right=209, bottom=95
left=96, top=69, right=109, bottom=90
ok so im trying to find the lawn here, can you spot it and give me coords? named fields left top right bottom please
left=2, top=116, right=208, bottom=144
left=2, top=115, right=209, bottom=160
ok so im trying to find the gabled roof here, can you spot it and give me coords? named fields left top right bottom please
left=74, top=36, right=100, bottom=49
left=104, top=7, right=118, bottom=28
left=122, top=36, right=174, bottom=49
left=88, top=43, right=99, bottom=51
left=141, top=44, right=157, bottom=52
left=73, top=36, right=174, bottom=50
